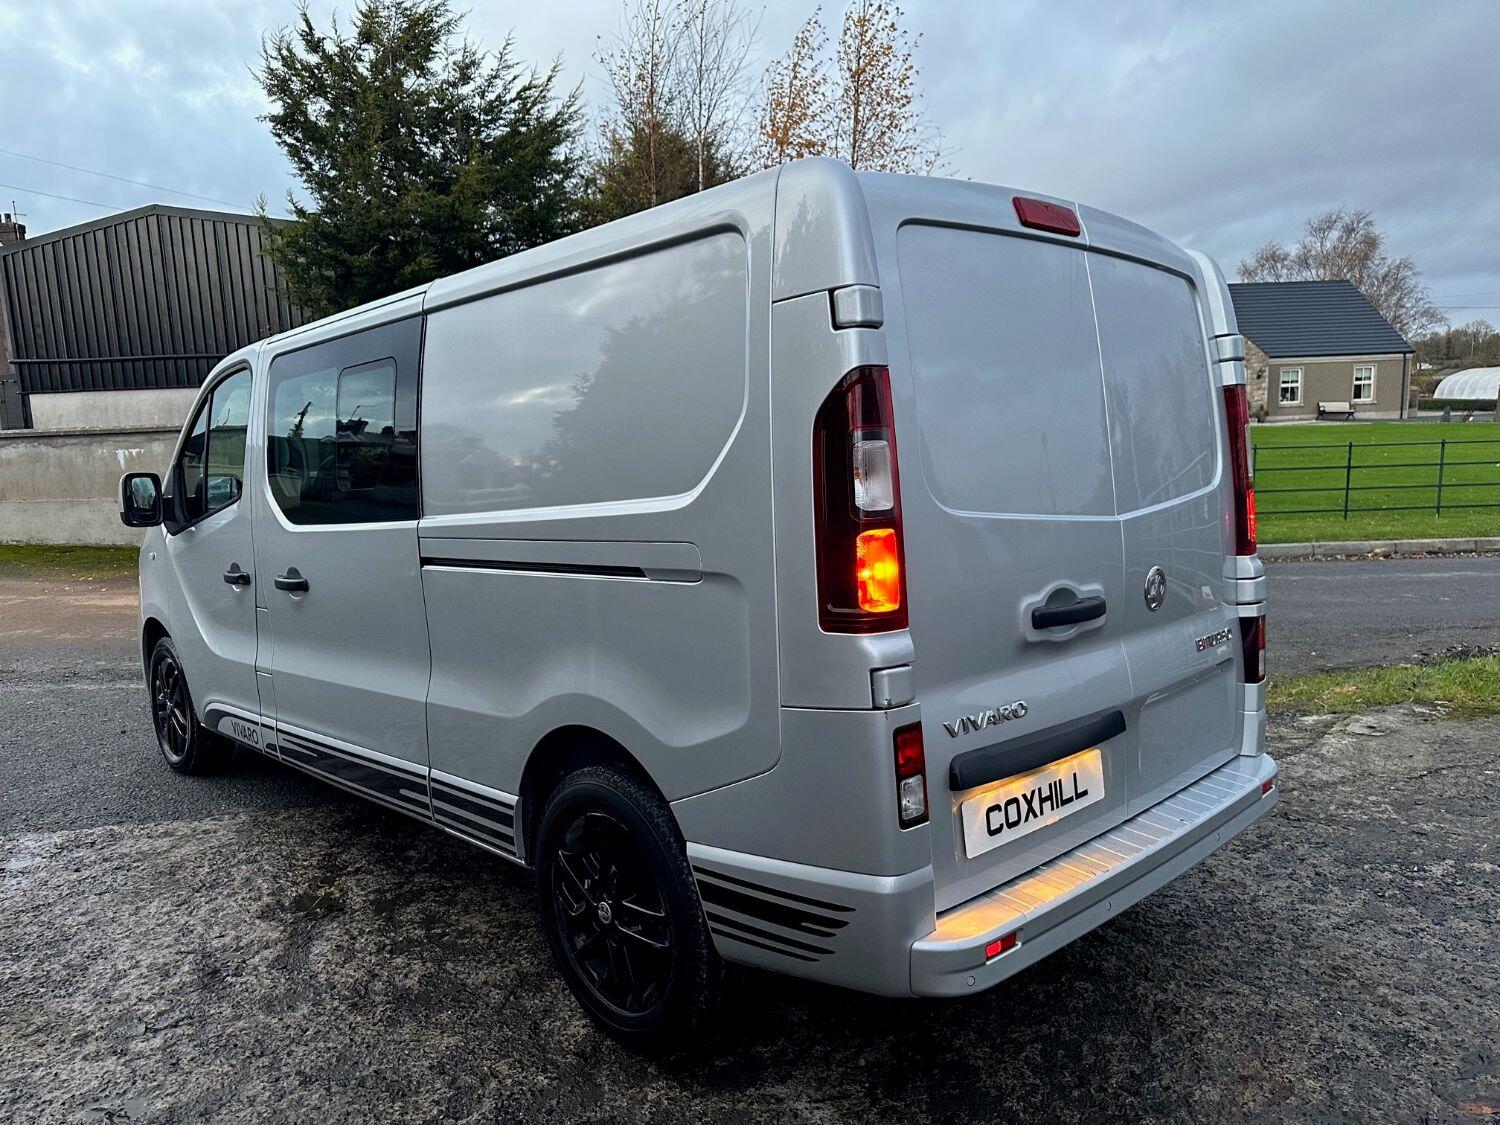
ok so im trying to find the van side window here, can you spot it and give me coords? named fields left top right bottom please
left=204, top=369, right=252, bottom=512
left=420, top=231, right=748, bottom=516
left=178, top=406, right=209, bottom=524
left=175, top=367, right=251, bottom=526
left=265, top=319, right=421, bottom=525
left=335, top=359, right=398, bottom=492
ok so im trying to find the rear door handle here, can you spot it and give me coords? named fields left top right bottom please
left=222, top=564, right=251, bottom=587
left=274, top=568, right=309, bottom=593
left=1031, top=596, right=1106, bottom=629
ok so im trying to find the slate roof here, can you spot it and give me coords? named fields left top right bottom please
left=1228, top=280, right=1411, bottom=358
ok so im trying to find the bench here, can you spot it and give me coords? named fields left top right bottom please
left=1317, top=401, right=1356, bottom=420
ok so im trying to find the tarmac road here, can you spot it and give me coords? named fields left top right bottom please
left=1266, top=553, right=1500, bottom=672
left=4, top=554, right=1491, bottom=833
left=2, top=567, right=1497, bottom=1122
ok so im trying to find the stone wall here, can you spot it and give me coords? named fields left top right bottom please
left=0, top=426, right=176, bottom=546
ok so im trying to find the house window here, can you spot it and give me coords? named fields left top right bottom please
left=1353, top=365, right=1375, bottom=402
left=1279, top=368, right=1302, bottom=405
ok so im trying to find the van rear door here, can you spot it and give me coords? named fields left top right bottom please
left=890, top=222, right=1136, bottom=912
left=881, top=191, right=1242, bottom=912
left=1085, top=243, right=1243, bottom=811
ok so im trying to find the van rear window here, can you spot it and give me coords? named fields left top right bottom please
left=421, top=232, right=748, bottom=516
left=896, top=224, right=1114, bottom=517
left=1088, top=253, right=1218, bottom=512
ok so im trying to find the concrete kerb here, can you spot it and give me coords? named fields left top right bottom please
left=1259, top=536, right=1500, bottom=561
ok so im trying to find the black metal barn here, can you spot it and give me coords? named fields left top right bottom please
left=0, top=205, right=305, bottom=426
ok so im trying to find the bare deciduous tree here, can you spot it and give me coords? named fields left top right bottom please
left=587, top=0, right=756, bottom=223
left=757, top=9, right=833, bottom=167
left=833, top=0, right=939, bottom=172
left=1239, top=208, right=1444, bottom=340
left=596, top=0, right=683, bottom=210
left=678, top=0, right=759, bottom=191
left=757, top=0, right=941, bottom=173
left=1413, top=319, right=1500, bottom=370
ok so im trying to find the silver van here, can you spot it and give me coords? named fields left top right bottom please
left=119, top=158, right=1275, bottom=1046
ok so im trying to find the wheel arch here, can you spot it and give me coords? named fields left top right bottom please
left=141, top=616, right=169, bottom=677
left=519, top=725, right=671, bottom=861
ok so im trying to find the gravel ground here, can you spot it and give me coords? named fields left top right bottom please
left=1, top=573, right=1497, bottom=1122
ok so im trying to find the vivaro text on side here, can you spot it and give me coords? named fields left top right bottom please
left=120, top=158, right=1276, bottom=1045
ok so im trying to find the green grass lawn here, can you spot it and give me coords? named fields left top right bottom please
left=0, top=544, right=139, bottom=580
left=1252, top=421, right=1500, bottom=544
left=1269, top=652, right=1500, bottom=718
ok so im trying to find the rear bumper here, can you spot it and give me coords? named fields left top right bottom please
left=686, top=752, right=1277, bottom=998
left=909, top=752, right=1278, bottom=996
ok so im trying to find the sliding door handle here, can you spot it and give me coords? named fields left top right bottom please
left=1031, top=595, right=1106, bottom=630
left=274, top=568, right=309, bottom=593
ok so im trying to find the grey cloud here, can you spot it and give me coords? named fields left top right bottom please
left=2, top=0, right=1495, bottom=320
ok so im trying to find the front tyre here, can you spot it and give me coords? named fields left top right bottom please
left=535, top=765, right=721, bottom=1049
left=148, top=636, right=220, bottom=775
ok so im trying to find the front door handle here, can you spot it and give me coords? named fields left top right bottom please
left=222, top=564, right=251, bottom=587
left=274, top=568, right=309, bottom=594
left=1031, top=595, right=1107, bottom=630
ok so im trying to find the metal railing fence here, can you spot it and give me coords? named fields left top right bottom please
left=1253, top=436, right=1500, bottom=519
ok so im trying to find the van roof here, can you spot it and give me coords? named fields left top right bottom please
left=262, top=158, right=1207, bottom=348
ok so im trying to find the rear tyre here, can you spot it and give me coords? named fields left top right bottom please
left=535, top=764, right=721, bottom=1049
left=148, top=637, right=220, bottom=775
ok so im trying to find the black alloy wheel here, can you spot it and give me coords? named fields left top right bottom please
left=152, top=648, right=191, bottom=765
left=536, top=765, right=720, bottom=1048
left=551, top=810, right=673, bottom=1015
left=147, top=637, right=220, bottom=775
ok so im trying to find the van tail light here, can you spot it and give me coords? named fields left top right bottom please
left=814, top=366, right=908, bottom=632
left=893, top=722, right=928, bottom=828
left=1223, top=384, right=1257, bottom=556
left=1239, top=614, right=1266, bottom=684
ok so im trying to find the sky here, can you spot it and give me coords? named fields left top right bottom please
left=1, top=0, right=1497, bottom=327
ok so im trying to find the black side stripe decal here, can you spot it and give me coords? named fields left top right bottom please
left=709, top=926, right=818, bottom=963
left=278, top=734, right=428, bottom=812
left=431, top=799, right=515, bottom=844
left=695, top=879, right=849, bottom=937
left=280, top=732, right=425, bottom=782
left=431, top=783, right=515, bottom=828
left=421, top=557, right=648, bottom=580
left=692, top=865, right=855, bottom=914
left=705, top=911, right=834, bottom=957
left=430, top=781, right=517, bottom=851
left=278, top=755, right=424, bottom=822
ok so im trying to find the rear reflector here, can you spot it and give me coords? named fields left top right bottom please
left=1223, top=384, right=1257, bottom=556
left=1013, top=196, right=1081, bottom=236
left=985, top=932, right=1018, bottom=960
left=1240, top=614, right=1266, bottom=684
left=1261, top=778, right=1276, bottom=796
left=893, top=722, right=928, bottom=828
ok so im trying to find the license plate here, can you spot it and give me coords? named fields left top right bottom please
left=959, top=748, right=1105, bottom=859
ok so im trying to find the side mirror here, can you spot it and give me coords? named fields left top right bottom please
left=119, top=472, right=163, bottom=528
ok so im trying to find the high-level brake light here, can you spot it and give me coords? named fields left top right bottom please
left=1223, top=383, right=1257, bottom=556
left=813, top=366, right=908, bottom=632
left=1013, top=196, right=1081, bottom=237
